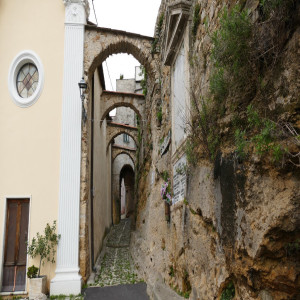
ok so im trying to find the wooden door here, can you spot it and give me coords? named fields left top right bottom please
left=1, top=199, right=29, bottom=292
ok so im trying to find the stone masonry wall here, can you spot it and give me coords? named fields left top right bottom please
left=131, top=0, right=300, bottom=299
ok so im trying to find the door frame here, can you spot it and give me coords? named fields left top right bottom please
left=0, top=196, right=32, bottom=295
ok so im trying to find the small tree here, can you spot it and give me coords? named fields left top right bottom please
left=27, top=221, right=61, bottom=277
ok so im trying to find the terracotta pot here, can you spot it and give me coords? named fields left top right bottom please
left=164, top=201, right=170, bottom=222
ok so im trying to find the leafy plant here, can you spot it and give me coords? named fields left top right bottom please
left=169, top=266, right=175, bottom=277
left=235, top=129, right=247, bottom=158
left=27, top=265, right=39, bottom=279
left=210, top=5, right=252, bottom=101
left=161, top=179, right=172, bottom=204
left=152, top=13, right=164, bottom=53
left=209, top=67, right=228, bottom=101
left=157, top=107, right=162, bottom=125
left=139, top=65, right=147, bottom=96
left=221, top=281, right=235, bottom=300
left=27, top=221, right=61, bottom=277
left=192, top=3, right=201, bottom=37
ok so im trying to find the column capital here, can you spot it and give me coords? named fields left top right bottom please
left=63, top=0, right=90, bottom=25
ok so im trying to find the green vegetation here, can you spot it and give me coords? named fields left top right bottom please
left=169, top=266, right=175, bottom=277
left=234, top=105, right=286, bottom=162
left=285, top=239, right=300, bottom=257
left=50, top=294, right=83, bottom=300
left=221, top=281, right=235, bottom=300
left=187, top=3, right=297, bottom=167
left=27, top=265, right=39, bottom=279
left=157, top=106, right=162, bottom=125
left=192, top=3, right=201, bottom=37
left=152, top=13, right=164, bottom=53
left=210, top=5, right=251, bottom=101
left=162, top=171, right=169, bottom=182
left=27, top=221, right=60, bottom=277
left=186, top=96, right=220, bottom=163
left=139, top=65, right=147, bottom=96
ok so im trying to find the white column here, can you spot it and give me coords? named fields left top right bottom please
left=50, top=0, right=89, bottom=296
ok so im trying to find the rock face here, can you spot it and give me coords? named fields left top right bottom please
left=131, top=0, right=300, bottom=299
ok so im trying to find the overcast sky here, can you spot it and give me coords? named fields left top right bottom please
left=88, top=0, right=162, bottom=90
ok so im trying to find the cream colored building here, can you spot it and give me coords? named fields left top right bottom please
left=0, top=0, right=112, bottom=296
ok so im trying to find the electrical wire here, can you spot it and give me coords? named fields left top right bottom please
left=92, top=0, right=98, bottom=26
left=105, top=60, right=114, bottom=91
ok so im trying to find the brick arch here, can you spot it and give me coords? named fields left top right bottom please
left=84, top=26, right=155, bottom=78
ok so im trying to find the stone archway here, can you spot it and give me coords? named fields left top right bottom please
left=106, top=122, right=138, bottom=152
left=100, top=91, right=145, bottom=123
left=84, top=26, right=155, bottom=79
left=112, top=145, right=136, bottom=166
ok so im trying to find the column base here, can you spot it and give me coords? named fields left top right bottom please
left=50, top=268, right=82, bottom=296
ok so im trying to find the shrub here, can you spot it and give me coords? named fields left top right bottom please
left=192, top=3, right=201, bottom=37
left=210, top=5, right=252, bottom=101
left=27, top=265, right=39, bottom=279
left=221, top=281, right=235, bottom=300
left=27, top=221, right=60, bottom=277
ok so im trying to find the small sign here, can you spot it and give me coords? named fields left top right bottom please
left=160, top=130, right=171, bottom=156
left=172, top=155, right=187, bottom=204
left=151, top=170, right=155, bottom=186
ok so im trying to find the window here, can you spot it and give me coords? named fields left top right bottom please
left=16, top=63, right=39, bottom=98
left=8, top=50, right=44, bottom=107
left=123, top=134, right=130, bottom=143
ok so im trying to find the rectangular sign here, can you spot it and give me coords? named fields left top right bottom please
left=172, top=155, right=187, bottom=204
left=160, top=130, right=171, bottom=156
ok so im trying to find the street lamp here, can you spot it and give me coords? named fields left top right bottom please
left=78, top=77, right=87, bottom=123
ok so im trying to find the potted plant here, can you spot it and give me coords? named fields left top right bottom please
left=161, top=177, right=172, bottom=222
left=27, top=221, right=60, bottom=299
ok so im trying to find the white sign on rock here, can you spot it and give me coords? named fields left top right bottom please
left=160, top=130, right=171, bottom=156
left=172, top=155, right=187, bottom=204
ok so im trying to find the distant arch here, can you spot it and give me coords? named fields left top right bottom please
left=100, top=91, right=145, bottom=123
left=113, top=151, right=135, bottom=166
left=106, top=124, right=138, bottom=152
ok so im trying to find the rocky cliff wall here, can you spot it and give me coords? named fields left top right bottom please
left=131, top=0, right=300, bottom=299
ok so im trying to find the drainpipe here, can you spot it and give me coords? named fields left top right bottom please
left=90, top=76, right=95, bottom=271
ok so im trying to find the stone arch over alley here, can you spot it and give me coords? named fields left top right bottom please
left=84, top=26, right=155, bottom=79
left=100, top=90, right=145, bottom=123
left=106, top=123, right=138, bottom=152
left=112, top=146, right=136, bottom=166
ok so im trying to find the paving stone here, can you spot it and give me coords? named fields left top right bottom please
left=89, top=219, right=140, bottom=288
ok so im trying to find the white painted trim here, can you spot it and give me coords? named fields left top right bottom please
left=8, top=50, right=44, bottom=108
left=50, top=0, right=88, bottom=296
left=0, top=196, right=32, bottom=294
left=171, top=25, right=190, bottom=157
left=0, top=292, right=27, bottom=296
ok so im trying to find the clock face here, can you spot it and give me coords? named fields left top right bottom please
left=16, top=63, right=39, bottom=98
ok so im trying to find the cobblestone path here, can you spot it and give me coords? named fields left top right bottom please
left=90, top=219, right=139, bottom=287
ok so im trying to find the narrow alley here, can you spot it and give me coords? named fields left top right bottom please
left=84, top=219, right=149, bottom=299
